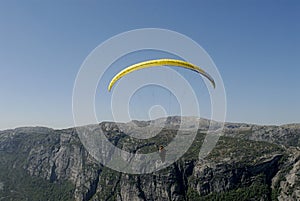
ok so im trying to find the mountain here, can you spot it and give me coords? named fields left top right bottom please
left=0, top=117, right=299, bottom=201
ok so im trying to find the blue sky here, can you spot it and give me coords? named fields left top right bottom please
left=0, top=1, right=299, bottom=129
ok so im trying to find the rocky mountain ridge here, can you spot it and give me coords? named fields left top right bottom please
left=0, top=117, right=299, bottom=200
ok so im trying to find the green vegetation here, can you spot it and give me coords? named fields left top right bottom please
left=206, top=136, right=284, bottom=165
left=95, top=167, right=121, bottom=200
left=187, top=175, right=270, bottom=201
left=0, top=130, right=74, bottom=201
left=0, top=154, right=74, bottom=201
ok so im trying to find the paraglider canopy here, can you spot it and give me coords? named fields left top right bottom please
left=108, top=58, right=216, bottom=91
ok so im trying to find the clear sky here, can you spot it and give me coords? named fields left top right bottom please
left=0, top=1, right=299, bottom=130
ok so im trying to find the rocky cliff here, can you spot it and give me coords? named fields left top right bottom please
left=0, top=117, right=299, bottom=200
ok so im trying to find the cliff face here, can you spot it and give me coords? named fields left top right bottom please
left=0, top=118, right=299, bottom=201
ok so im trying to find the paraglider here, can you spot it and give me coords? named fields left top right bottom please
left=108, top=58, right=216, bottom=91
left=158, top=145, right=166, bottom=163
left=107, top=59, right=216, bottom=164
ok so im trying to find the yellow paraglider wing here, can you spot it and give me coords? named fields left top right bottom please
left=108, top=59, right=215, bottom=91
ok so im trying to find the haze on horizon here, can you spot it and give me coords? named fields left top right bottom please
left=0, top=1, right=299, bottom=130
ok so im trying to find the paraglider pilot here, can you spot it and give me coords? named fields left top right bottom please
left=158, top=145, right=166, bottom=163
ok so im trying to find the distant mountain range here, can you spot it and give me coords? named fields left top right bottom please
left=0, top=117, right=299, bottom=201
